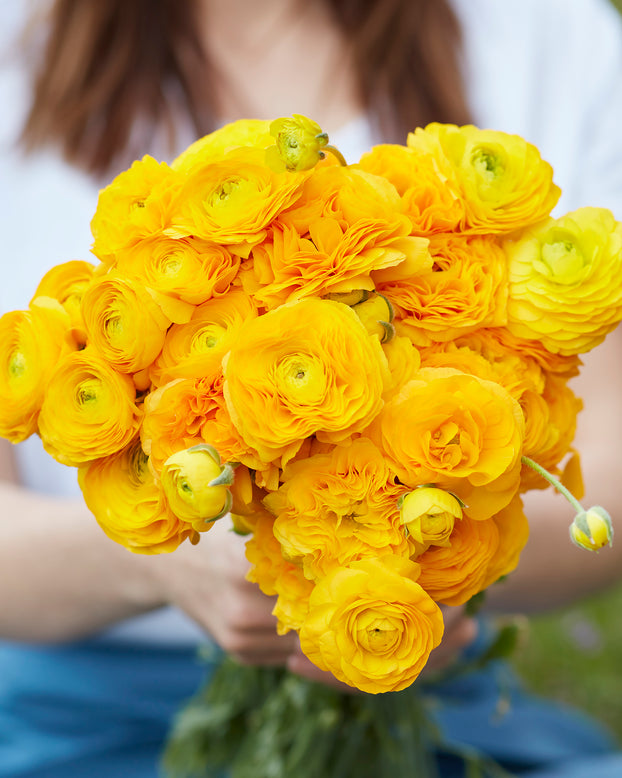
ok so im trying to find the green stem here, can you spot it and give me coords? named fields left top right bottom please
left=324, top=145, right=347, bottom=166
left=521, top=455, right=583, bottom=513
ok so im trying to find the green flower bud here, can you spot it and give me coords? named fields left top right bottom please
left=569, top=506, right=613, bottom=551
left=161, top=444, right=233, bottom=528
left=266, top=114, right=328, bottom=172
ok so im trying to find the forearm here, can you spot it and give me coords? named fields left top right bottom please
left=0, top=479, right=165, bottom=642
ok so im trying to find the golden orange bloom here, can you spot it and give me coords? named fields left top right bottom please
left=408, top=124, right=560, bottom=233
left=81, top=273, right=171, bottom=374
left=78, top=438, right=195, bottom=554
left=299, top=556, right=444, bottom=693
left=38, top=348, right=142, bottom=466
left=91, top=155, right=182, bottom=262
left=167, top=147, right=305, bottom=254
left=357, top=143, right=465, bottom=234
left=150, top=290, right=256, bottom=387
left=116, top=235, right=240, bottom=307
left=381, top=234, right=508, bottom=346
left=416, top=514, right=500, bottom=605
left=0, top=299, right=72, bottom=442
left=266, top=438, right=408, bottom=581
left=370, top=367, right=524, bottom=519
left=223, top=298, right=389, bottom=465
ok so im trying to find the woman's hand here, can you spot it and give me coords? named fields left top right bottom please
left=149, top=517, right=298, bottom=665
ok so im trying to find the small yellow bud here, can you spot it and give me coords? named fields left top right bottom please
left=352, top=293, right=395, bottom=343
left=266, top=114, right=328, bottom=172
left=569, top=506, right=614, bottom=551
left=399, top=486, right=463, bottom=549
left=161, top=444, right=233, bottom=528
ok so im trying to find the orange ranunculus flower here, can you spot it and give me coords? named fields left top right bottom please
left=141, top=376, right=222, bottom=474
left=0, top=298, right=72, bottom=442
left=506, top=208, right=622, bottom=355
left=381, top=234, right=507, bottom=347
left=357, top=143, right=465, bottom=234
left=370, top=367, right=524, bottom=519
left=246, top=218, right=429, bottom=311
left=408, top=124, right=560, bottom=233
left=172, top=119, right=273, bottom=173
left=150, top=290, right=256, bottom=387
left=223, top=298, right=389, bottom=465
left=78, top=438, right=195, bottom=554
left=116, top=236, right=240, bottom=307
left=245, top=513, right=314, bottom=634
left=91, top=155, right=183, bottom=262
left=81, top=273, right=171, bottom=374
left=299, top=555, right=444, bottom=693
left=416, top=514, right=499, bottom=605
left=519, top=375, right=582, bottom=491
left=481, top=494, right=530, bottom=589
left=32, top=260, right=96, bottom=335
left=266, top=438, right=408, bottom=581
left=167, top=147, right=305, bottom=254
left=38, top=348, right=142, bottom=466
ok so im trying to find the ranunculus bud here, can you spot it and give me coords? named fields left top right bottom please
left=352, top=293, right=395, bottom=343
left=569, top=506, right=613, bottom=551
left=266, top=114, right=328, bottom=172
left=398, top=486, right=463, bottom=549
left=161, top=444, right=233, bottom=528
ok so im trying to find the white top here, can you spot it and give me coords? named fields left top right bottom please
left=1, top=0, right=622, bottom=643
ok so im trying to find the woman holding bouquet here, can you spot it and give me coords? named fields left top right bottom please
left=1, top=0, right=622, bottom=776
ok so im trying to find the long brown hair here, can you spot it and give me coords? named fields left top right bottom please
left=20, top=0, right=471, bottom=177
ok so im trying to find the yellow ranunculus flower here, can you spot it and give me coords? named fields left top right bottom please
left=167, top=147, right=305, bottom=253
left=481, top=494, right=529, bottom=588
left=91, top=155, right=183, bottom=262
left=78, top=438, right=196, bottom=554
left=150, top=290, right=256, bottom=387
left=399, top=487, right=463, bottom=551
left=38, top=348, right=142, bottom=466
left=160, top=444, right=233, bottom=530
left=81, top=273, right=171, bottom=374
left=116, top=236, right=240, bottom=307
left=370, top=367, right=525, bottom=519
left=417, top=515, right=500, bottom=605
left=172, top=119, right=273, bottom=173
left=0, top=298, right=72, bottom=442
left=266, top=438, right=408, bottom=581
left=266, top=114, right=328, bottom=172
left=506, top=207, right=622, bottom=355
left=351, top=293, right=395, bottom=343
left=299, top=555, right=444, bottom=693
left=382, top=234, right=508, bottom=347
left=223, top=298, right=389, bottom=465
left=408, top=124, right=560, bottom=233
left=32, top=260, right=96, bottom=336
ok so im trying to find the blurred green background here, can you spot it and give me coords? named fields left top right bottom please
left=510, top=581, right=622, bottom=742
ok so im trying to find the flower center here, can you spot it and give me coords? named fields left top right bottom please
left=471, top=147, right=504, bottom=182
left=9, top=351, right=26, bottom=379
left=541, top=239, right=584, bottom=284
left=275, top=353, right=327, bottom=405
left=192, top=324, right=227, bottom=353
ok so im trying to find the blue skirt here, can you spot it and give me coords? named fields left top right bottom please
left=0, top=634, right=619, bottom=777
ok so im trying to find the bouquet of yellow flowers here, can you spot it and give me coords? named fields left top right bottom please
left=1, top=115, right=619, bottom=774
